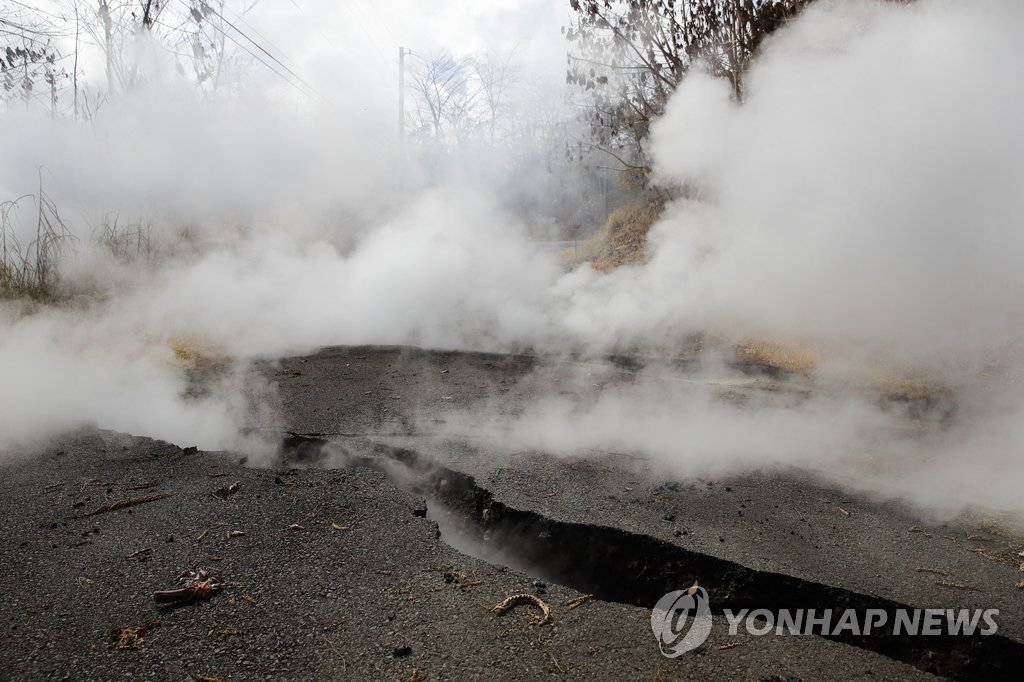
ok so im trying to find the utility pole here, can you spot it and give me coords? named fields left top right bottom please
left=73, top=3, right=79, bottom=119
left=398, top=46, right=406, bottom=149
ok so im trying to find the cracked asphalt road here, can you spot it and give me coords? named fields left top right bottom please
left=1, top=345, right=1020, bottom=680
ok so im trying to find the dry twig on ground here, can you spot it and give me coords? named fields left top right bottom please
left=153, top=569, right=224, bottom=603
left=115, top=620, right=160, bottom=649
left=82, top=492, right=171, bottom=517
left=491, top=593, right=552, bottom=624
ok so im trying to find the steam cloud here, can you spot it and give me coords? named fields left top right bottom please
left=1, top=0, right=1023, bottom=517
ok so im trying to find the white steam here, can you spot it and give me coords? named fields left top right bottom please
left=646, top=0, right=1024, bottom=365
left=489, top=0, right=1024, bottom=517
left=1, top=0, right=1023, bottom=518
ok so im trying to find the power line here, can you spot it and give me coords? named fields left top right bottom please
left=154, top=15, right=206, bottom=39
left=0, top=27, right=73, bottom=45
left=178, top=0, right=329, bottom=104
left=0, top=17, right=75, bottom=39
left=198, top=28, right=311, bottom=99
left=344, top=0, right=397, bottom=49
left=4, top=0, right=72, bottom=23
left=221, top=3, right=300, bottom=72
left=159, top=14, right=309, bottom=99
left=287, top=0, right=394, bottom=84
left=333, top=0, right=395, bottom=67
left=172, top=0, right=331, bottom=106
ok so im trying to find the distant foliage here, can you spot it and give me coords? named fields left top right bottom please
left=0, top=1, right=263, bottom=116
left=405, top=50, right=522, bottom=149
left=565, top=0, right=813, bottom=169
left=0, top=42, right=66, bottom=108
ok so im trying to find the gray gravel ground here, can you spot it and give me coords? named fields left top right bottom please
left=1, top=345, right=1021, bottom=681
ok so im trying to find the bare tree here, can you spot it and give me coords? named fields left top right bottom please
left=471, top=50, right=519, bottom=145
left=0, top=5, right=68, bottom=111
left=181, top=0, right=230, bottom=96
left=407, top=52, right=482, bottom=145
left=565, top=0, right=813, bottom=175
left=1, top=1, right=264, bottom=115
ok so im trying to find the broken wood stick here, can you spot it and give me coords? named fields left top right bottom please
left=82, top=492, right=172, bottom=517
left=935, top=580, right=980, bottom=591
left=153, top=569, right=223, bottom=603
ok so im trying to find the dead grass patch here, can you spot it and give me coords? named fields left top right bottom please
left=171, top=336, right=206, bottom=363
left=871, top=374, right=950, bottom=402
left=168, top=336, right=229, bottom=375
left=1, top=189, right=74, bottom=301
left=737, top=339, right=820, bottom=374
left=565, top=200, right=662, bottom=271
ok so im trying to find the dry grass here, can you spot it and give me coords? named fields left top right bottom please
left=738, top=340, right=955, bottom=413
left=871, top=375, right=948, bottom=401
left=565, top=200, right=662, bottom=271
left=171, top=337, right=204, bottom=363
left=96, top=214, right=155, bottom=264
left=168, top=335, right=228, bottom=366
left=556, top=196, right=964, bottom=414
left=567, top=202, right=826, bottom=377
left=737, top=339, right=820, bottom=374
left=1, top=183, right=166, bottom=306
left=1, top=190, right=74, bottom=301
left=870, top=373, right=954, bottom=419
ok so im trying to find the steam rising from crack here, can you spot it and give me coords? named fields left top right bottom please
left=1, top=0, right=1023, bottom=518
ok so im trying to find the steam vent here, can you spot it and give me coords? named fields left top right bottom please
left=2, top=1, right=1023, bottom=680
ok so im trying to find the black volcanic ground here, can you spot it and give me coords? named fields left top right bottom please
left=1, top=346, right=1021, bottom=681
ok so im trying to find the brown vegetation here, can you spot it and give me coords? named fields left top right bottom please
left=737, top=339, right=820, bottom=374
left=1, top=192, right=73, bottom=301
left=568, top=199, right=663, bottom=271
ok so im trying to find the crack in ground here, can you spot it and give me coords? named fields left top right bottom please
left=280, top=433, right=1023, bottom=681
